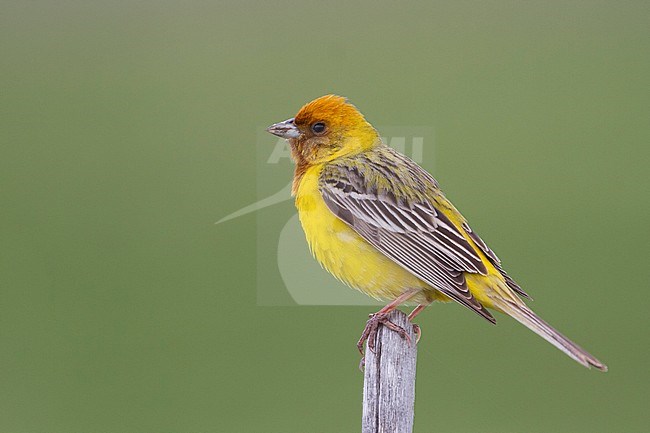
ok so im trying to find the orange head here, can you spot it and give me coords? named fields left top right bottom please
left=266, top=95, right=380, bottom=166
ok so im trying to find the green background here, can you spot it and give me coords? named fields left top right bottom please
left=2, top=1, right=649, bottom=432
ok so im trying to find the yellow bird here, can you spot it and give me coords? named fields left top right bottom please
left=267, top=95, right=606, bottom=371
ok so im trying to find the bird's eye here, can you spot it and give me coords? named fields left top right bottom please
left=311, top=122, right=326, bottom=134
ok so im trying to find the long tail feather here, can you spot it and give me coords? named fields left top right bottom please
left=497, top=300, right=607, bottom=371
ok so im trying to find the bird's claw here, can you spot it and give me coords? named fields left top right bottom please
left=356, top=312, right=412, bottom=358
left=412, top=324, right=421, bottom=344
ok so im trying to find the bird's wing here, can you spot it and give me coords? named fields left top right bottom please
left=461, top=221, right=530, bottom=299
left=319, top=149, right=496, bottom=323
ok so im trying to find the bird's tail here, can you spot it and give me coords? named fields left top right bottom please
left=495, top=299, right=607, bottom=371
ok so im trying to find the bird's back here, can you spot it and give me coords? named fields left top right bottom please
left=296, top=145, right=525, bottom=309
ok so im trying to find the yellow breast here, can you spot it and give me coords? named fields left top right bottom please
left=294, top=164, right=428, bottom=302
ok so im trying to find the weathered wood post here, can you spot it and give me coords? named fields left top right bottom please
left=362, top=310, right=417, bottom=433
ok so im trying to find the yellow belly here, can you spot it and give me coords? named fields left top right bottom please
left=294, top=164, right=435, bottom=303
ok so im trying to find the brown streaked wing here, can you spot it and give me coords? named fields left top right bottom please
left=461, top=222, right=531, bottom=299
left=319, top=154, right=496, bottom=324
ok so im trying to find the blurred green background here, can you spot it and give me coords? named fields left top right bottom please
left=2, top=1, right=649, bottom=432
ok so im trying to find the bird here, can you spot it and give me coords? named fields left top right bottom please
left=266, top=94, right=607, bottom=371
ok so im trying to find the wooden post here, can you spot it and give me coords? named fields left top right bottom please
left=362, top=310, right=417, bottom=433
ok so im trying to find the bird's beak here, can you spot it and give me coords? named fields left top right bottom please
left=266, top=118, right=300, bottom=139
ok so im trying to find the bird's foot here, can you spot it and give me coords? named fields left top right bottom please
left=412, top=324, right=421, bottom=344
left=356, top=312, right=412, bottom=357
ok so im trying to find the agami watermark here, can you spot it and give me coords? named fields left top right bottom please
left=218, top=126, right=434, bottom=305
